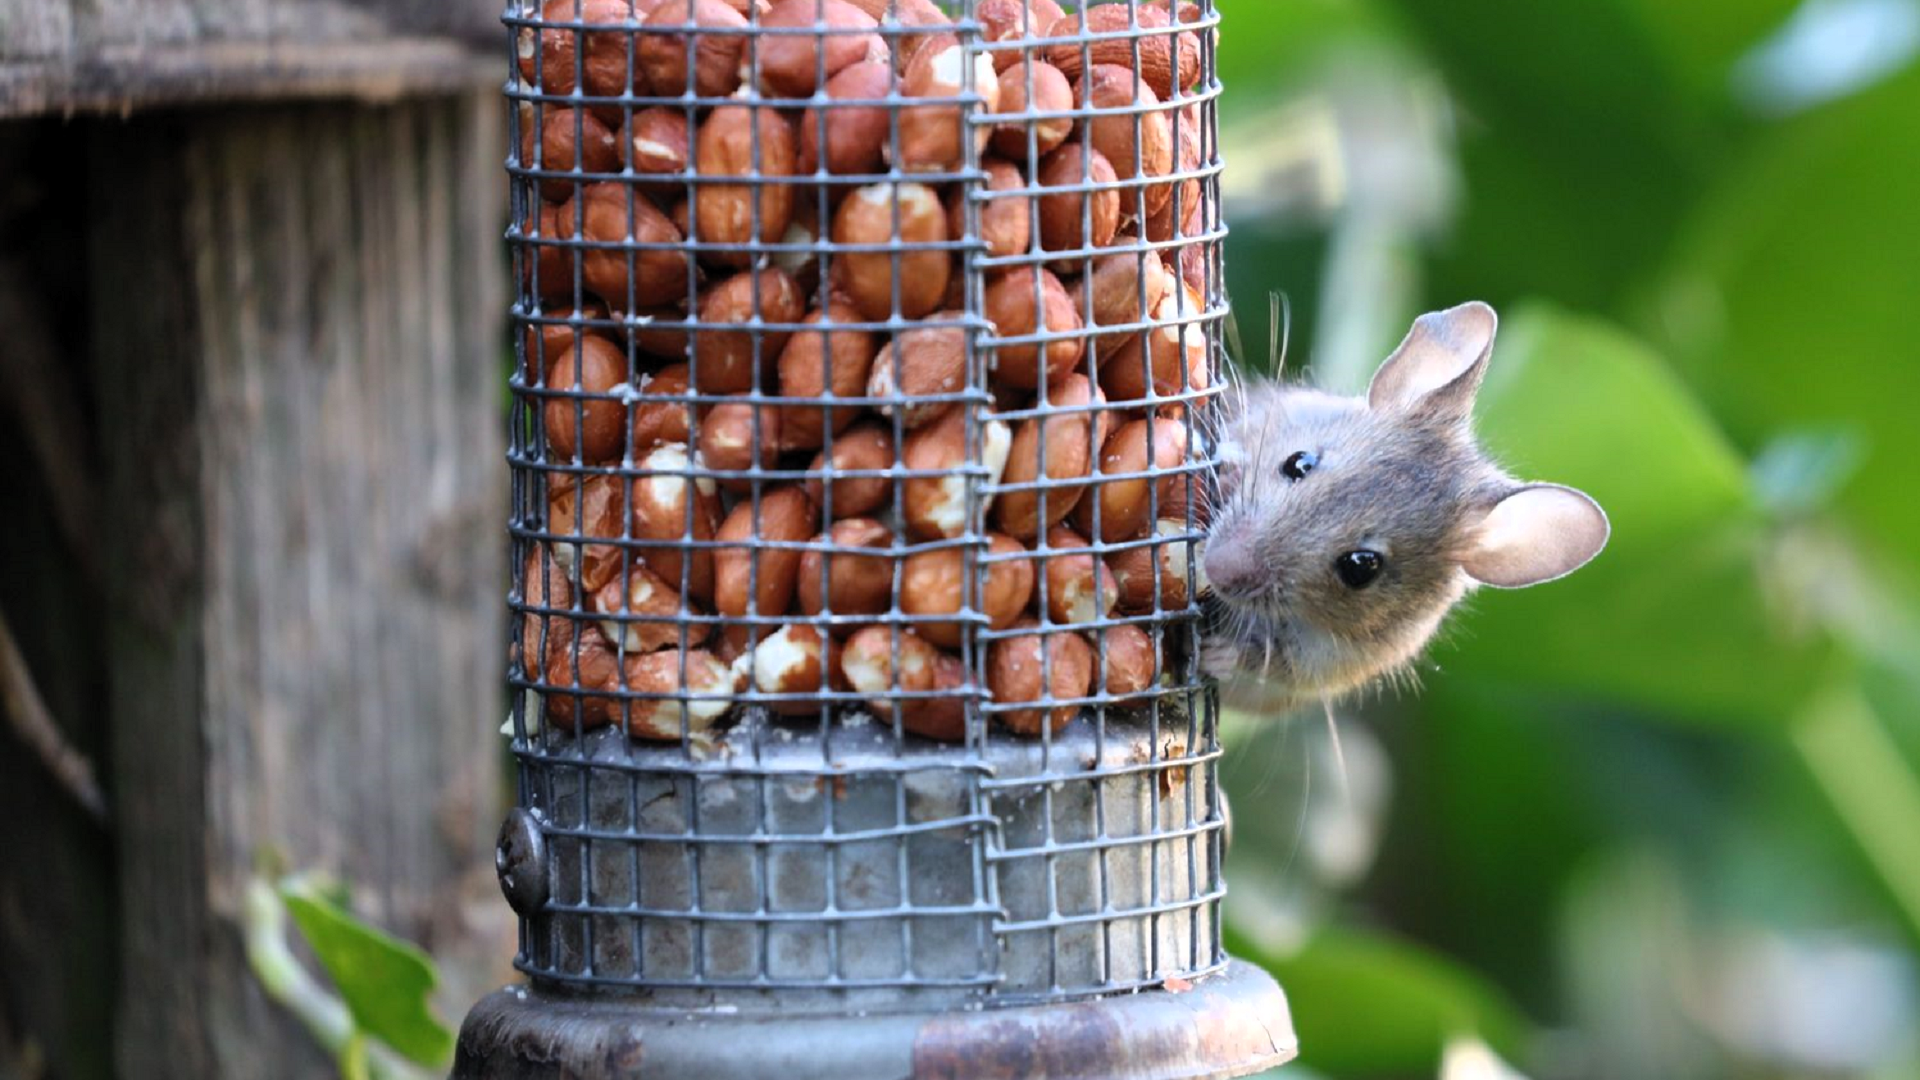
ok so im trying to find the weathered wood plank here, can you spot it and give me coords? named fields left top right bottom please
left=94, top=93, right=510, bottom=1079
left=0, top=0, right=73, bottom=62
left=0, top=38, right=498, bottom=119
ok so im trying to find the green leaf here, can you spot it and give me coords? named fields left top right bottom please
left=280, top=880, right=454, bottom=1068
left=1229, top=923, right=1530, bottom=1079
left=1479, top=304, right=1754, bottom=546
left=1646, top=66, right=1920, bottom=562
left=1621, top=0, right=1803, bottom=103
left=1424, top=304, right=1839, bottom=721
left=1378, top=0, right=1720, bottom=313
left=1215, top=0, right=1411, bottom=109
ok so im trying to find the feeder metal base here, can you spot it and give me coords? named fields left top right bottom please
left=453, top=959, right=1295, bottom=1080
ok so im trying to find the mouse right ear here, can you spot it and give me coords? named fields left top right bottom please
left=1461, top=483, right=1610, bottom=588
left=1368, top=301, right=1498, bottom=424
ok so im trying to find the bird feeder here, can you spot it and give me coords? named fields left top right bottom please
left=455, top=1, right=1296, bottom=1075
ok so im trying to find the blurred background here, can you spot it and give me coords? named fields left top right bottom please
left=3, top=1, right=1918, bottom=1078
left=1207, top=1, right=1920, bottom=1078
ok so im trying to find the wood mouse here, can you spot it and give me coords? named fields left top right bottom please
left=1198, top=301, right=1609, bottom=714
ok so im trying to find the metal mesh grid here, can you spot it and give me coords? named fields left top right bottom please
left=502, top=0, right=1227, bottom=1007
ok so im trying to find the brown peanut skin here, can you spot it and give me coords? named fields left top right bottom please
left=990, top=60, right=1074, bottom=160
left=902, top=651, right=973, bottom=741
left=523, top=105, right=623, bottom=202
left=840, top=624, right=940, bottom=726
left=897, top=40, right=997, bottom=172
left=757, top=0, right=886, bottom=99
left=777, top=302, right=881, bottom=449
left=714, top=486, right=819, bottom=653
left=868, top=320, right=969, bottom=428
left=1107, top=525, right=1191, bottom=614
left=1092, top=622, right=1158, bottom=699
left=950, top=159, right=1033, bottom=259
left=638, top=0, right=751, bottom=98
left=831, top=182, right=950, bottom=320
left=629, top=107, right=693, bottom=193
left=1045, top=5, right=1200, bottom=101
left=577, top=182, right=691, bottom=310
left=1074, top=417, right=1191, bottom=543
left=630, top=363, right=695, bottom=449
left=692, top=267, right=805, bottom=393
left=897, top=532, right=1036, bottom=649
left=1040, top=524, right=1120, bottom=626
left=522, top=303, right=610, bottom=383
left=977, top=0, right=1067, bottom=71
left=1077, top=64, right=1174, bottom=217
left=982, top=266, right=1083, bottom=390
left=796, top=517, right=896, bottom=626
left=546, top=474, right=633, bottom=596
left=527, top=539, right=624, bottom=730
left=799, top=61, right=895, bottom=177
left=1079, top=250, right=1174, bottom=362
left=519, top=0, right=648, bottom=102
left=693, top=106, right=799, bottom=270
left=993, top=373, right=1107, bottom=539
left=1035, top=143, right=1121, bottom=259
left=521, top=544, right=580, bottom=686
left=544, top=335, right=630, bottom=464
left=698, top=399, right=784, bottom=492
left=592, top=562, right=706, bottom=653
left=524, top=201, right=579, bottom=302
left=804, top=421, right=896, bottom=518
left=989, top=621, right=1093, bottom=734
left=625, top=447, right=722, bottom=604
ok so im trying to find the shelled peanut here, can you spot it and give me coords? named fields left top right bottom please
left=514, top=0, right=1215, bottom=741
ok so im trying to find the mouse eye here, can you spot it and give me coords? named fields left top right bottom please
left=1281, top=451, right=1317, bottom=480
left=1334, top=550, right=1384, bottom=589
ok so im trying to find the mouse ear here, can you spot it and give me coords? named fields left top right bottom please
left=1461, top=483, right=1610, bottom=588
left=1367, top=301, right=1498, bottom=423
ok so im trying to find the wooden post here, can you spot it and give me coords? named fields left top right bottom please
left=1, top=4, right=508, bottom=1077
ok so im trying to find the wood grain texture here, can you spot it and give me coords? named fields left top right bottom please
left=0, top=0, right=498, bottom=115
left=0, top=0, right=71, bottom=61
left=93, top=94, right=510, bottom=1078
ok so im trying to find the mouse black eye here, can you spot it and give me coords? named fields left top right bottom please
left=1334, top=550, right=1384, bottom=589
left=1281, top=451, right=1317, bottom=480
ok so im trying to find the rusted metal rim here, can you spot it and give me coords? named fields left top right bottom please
left=453, top=958, right=1296, bottom=1080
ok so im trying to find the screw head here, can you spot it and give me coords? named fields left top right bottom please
left=496, top=807, right=550, bottom=916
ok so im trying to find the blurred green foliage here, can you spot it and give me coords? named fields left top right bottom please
left=1212, top=0, right=1920, bottom=1076
left=282, top=879, right=455, bottom=1069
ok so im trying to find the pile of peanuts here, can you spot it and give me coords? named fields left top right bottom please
left=513, top=0, right=1218, bottom=742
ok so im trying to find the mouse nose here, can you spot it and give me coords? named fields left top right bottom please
left=1202, top=529, right=1267, bottom=600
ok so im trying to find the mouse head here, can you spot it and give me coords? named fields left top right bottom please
left=1202, top=302, right=1609, bottom=703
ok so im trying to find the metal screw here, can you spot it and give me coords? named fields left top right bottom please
left=496, top=806, right=550, bottom=916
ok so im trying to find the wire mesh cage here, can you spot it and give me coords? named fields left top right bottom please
left=460, top=1, right=1294, bottom=1075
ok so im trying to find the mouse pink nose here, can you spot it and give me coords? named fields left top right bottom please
left=1203, top=531, right=1266, bottom=599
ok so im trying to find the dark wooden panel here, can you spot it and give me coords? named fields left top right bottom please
left=0, top=121, right=116, bottom=1080
left=94, top=92, right=510, bottom=1079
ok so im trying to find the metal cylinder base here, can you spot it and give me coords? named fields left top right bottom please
left=452, top=959, right=1296, bottom=1080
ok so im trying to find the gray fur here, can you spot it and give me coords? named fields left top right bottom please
left=1199, top=302, right=1608, bottom=714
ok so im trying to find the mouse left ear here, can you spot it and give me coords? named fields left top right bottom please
left=1368, top=301, right=1497, bottom=424
left=1461, top=483, right=1610, bottom=588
